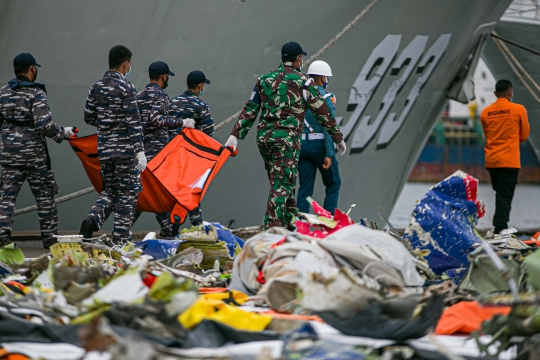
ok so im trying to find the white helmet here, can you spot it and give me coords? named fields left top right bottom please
left=307, top=60, right=332, bottom=76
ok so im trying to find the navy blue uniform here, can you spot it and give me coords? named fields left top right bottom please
left=84, top=71, right=144, bottom=243
left=0, top=76, right=66, bottom=247
left=132, top=83, right=183, bottom=237
left=169, top=89, right=215, bottom=226
left=297, top=86, right=341, bottom=214
left=169, top=90, right=214, bottom=137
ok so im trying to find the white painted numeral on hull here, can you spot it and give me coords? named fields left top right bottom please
left=351, top=35, right=428, bottom=150
left=340, top=35, right=401, bottom=141
left=377, top=34, right=452, bottom=148
left=341, top=33, right=452, bottom=152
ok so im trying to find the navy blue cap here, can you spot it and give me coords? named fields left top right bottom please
left=13, top=53, right=41, bottom=70
left=187, top=70, right=210, bottom=85
left=149, top=61, right=175, bottom=77
left=281, top=42, right=307, bottom=57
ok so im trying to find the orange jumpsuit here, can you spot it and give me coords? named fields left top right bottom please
left=480, top=98, right=529, bottom=168
left=480, top=97, right=530, bottom=233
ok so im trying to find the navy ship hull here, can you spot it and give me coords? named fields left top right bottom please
left=0, top=0, right=511, bottom=231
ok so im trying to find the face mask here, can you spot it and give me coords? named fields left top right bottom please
left=125, top=63, right=132, bottom=79
left=322, top=76, right=330, bottom=89
left=199, top=86, right=204, bottom=96
left=163, top=76, right=169, bottom=89
left=299, top=57, right=304, bottom=71
left=33, top=67, right=38, bottom=82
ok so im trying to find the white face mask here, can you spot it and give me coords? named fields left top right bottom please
left=125, top=63, right=132, bottom=78
left=299, top=57, right=304, bottom=71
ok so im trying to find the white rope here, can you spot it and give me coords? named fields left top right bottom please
left=15, top=0, right=381, bottom=212
left=492, top=30, right=540, bottom=104
left=214, top=0, right=381, bottom=131
left=14, top=186, right=95, bottom=216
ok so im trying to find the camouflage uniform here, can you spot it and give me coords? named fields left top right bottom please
left=0, top=76, right=66, bottom=247
left=132, top=83, right=183, bottom=237
left=169, top=90, right=214, bottom=137
left=169, top=89, right=215, bottom=226
left=230, top=62, right=343, bottom=229
left=84, top=71, right=144, bottom=243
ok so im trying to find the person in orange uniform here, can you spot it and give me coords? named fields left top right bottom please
left=480, top=79, right=530, bottom=234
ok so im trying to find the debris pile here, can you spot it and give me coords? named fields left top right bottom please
left=3, top=170, right=540, bottom=358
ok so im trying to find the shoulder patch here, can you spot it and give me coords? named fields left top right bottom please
left=249, top=83, right=261, bottom=104
left=322, top=93, right=336, bottom=105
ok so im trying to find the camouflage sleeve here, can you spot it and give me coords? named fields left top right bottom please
left=307, top=85, right=343, bottom=143
left=230, top=83, right=261, bottom=140
left=197, top=102, right=214, bottom=137
left=147, top=93, right=182, bottom=131
left=84, top=85, right=98, bottom=127
left=32, top=91, right=64, bottom=143
left=168, top=99, right=181, bottom=138
left=123, top=84, right=144, bottom=154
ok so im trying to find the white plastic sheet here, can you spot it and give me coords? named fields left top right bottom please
left=322, top=225, right=425, bottom=286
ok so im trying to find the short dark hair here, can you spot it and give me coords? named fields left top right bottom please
left=187, top=81, right=202, bottom=89
left=109, top=45, right=132, bottom=69
left=14, top=65, right=32, bottom=75
left=150, top=74, right=162, bottom=81
left=495, top=79, right=513, bottom=94
left=281, top=54, right=298, bottom=63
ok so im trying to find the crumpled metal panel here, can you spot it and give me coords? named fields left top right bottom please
left=402, top=170, right=485, bottom=275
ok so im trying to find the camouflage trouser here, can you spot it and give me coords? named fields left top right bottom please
left=257, top=141, right=299, bottom=229
left=86, top=157, right=141, bottom=243
left=132, top=210, right=172, bottom=237
left=0, top=165, right=59, bottom=246
left=131, top=140, right=172, bottom=236
left=189, top=206, right=203, bottom=226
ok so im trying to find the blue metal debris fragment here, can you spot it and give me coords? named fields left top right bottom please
left=137, top=240, right=181, bottom=259
left=137, top=223, right=244, bottom=261
left=202, top=223, right=245, bottom=258
left=402, top=170, right=485, bottom=275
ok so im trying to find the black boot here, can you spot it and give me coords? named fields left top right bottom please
left=189, top=207, right=203, bottom=227
left=159, top=228, right=174, bottom=240
left=79, top=218, right=95, bottom=239
left=42, top=231, right=58, bottom=249
left=43, top=238, right=58, bottom=250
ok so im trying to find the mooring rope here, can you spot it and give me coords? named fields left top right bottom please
left=14, top=0, right=382, bottom=215
left=492, top=30, right=540, bottom=104
left=214, top=0, right=381, bottom=131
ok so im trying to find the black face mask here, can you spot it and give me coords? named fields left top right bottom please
left=163, top=76, right=169, bottom=89
left=33, top=67, right=38, bottom=82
